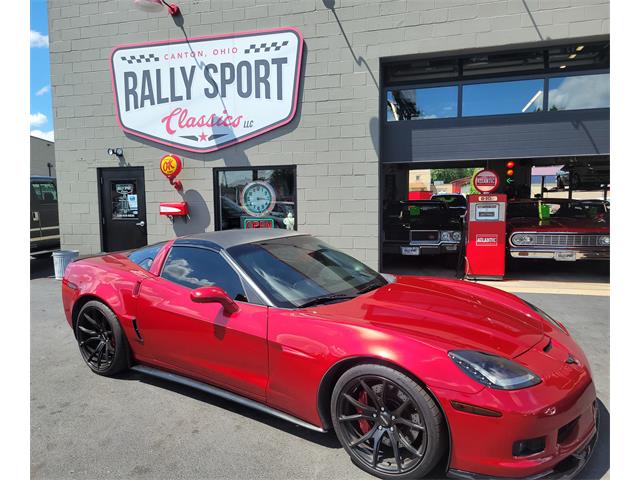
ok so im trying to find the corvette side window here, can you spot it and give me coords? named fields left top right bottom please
left=161, top=246, right=247, bottom=301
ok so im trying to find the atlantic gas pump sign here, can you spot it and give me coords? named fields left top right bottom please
left=110, top=27, right=303, bottom=153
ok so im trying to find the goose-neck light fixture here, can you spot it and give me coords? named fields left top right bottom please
left=133, top=0, right=180, bottom=16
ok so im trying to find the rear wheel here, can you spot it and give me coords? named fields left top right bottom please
left=331, top=364, right=446, bottom=479
left=75, top=300, right=129, bottom=376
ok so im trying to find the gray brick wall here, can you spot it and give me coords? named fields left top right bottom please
left=48, top=0, right=609, bottom=268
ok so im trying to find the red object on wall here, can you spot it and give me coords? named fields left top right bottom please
left=159, top=202, right=189, bottom=216
left=465, top=194, right=507, bottom=280
left=160, top=154, right=183, bottom=190
left=408, top=191, right=433, bottom=200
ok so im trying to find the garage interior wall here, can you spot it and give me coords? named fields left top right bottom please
left=48, top=0, right=609, bottom=268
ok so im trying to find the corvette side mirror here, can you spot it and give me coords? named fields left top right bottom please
left=190, top=286, right=239, bottom=314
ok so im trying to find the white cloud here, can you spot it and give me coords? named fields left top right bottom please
left=30, top=30, right=49, bottom=48
left=548, top=74, right=610, bottom=110
left=30, top=112, right=48, bottom=127
left=36, top=85, right=50, bottom=96
left=31, top=130, right=55, bottom=142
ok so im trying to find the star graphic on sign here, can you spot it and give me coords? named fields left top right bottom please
left=198, top=132, right=208, bottom=141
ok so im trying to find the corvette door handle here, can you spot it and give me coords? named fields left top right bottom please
left=136, top=221, right=145, bottom=227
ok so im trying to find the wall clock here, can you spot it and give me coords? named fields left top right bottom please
left=240, top=181, right=276, bottom=217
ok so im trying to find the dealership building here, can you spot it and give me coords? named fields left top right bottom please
left=48, top=0, right=609, bottom=270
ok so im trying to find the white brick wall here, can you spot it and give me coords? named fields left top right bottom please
left=49, top=0, right=609, bottom=267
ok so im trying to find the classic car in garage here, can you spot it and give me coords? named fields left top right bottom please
left=507, top=199, right=609, bottom=261
left=382, top=199, right=463, bottom=257
left=62, top=229, right=598, bottom=479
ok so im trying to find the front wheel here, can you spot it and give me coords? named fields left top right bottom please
left=331, top=364, right=446, bottom=479
left=75, top=300, right=129, bottom=376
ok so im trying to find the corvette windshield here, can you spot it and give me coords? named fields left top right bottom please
left=228, top=236, right=387, bottom=308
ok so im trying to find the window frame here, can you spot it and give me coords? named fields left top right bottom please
left=213, top=165, right=298, bottom=232
left=382, top=41, right=609, bottom=122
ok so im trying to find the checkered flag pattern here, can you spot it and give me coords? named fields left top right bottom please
left=244, top=41, right=289, bottom=54
left=120, top=54, right=160, bottom=64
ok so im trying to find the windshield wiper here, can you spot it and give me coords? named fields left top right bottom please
left=298, top=294, right=357, bottom=308
left=356, top=278, right=387, bottom=294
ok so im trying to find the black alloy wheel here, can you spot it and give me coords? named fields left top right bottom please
left=331, top=365, right=445, bottom=479
left=75, top=301, right=129, bottom=376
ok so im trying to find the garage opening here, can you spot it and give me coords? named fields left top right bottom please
left=380, top=156, right=609, bottom=280
left=379, top=40, right=609, bottom=282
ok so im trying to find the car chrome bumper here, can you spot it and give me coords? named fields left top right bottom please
left=382, top=242, right=460, bottom=255
left=447, top=404, right=599, bottom=480
left=509, top=250, right=609, bottom=261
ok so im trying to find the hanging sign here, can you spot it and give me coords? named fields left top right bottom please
left=473, top=170, right=500, bottom=193
left=160, top=154, right=182, bottom=180
left=110, top=27, right=303, bottom=153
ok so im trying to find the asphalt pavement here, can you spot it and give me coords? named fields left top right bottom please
left=30, top=256, right=609, bottom=480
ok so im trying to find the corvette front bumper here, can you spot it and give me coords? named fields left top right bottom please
left=447, top=403, right=599, bottom=479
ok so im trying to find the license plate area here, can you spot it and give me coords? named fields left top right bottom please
left=401, top=246, right=420, bottom=256
left=554, top=251, right=576, bottom=261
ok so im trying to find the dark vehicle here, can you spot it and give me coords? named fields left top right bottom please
left=383, top=200, right=462, bottom=256
left=432, top=194, right=467, bottom=218
left=30, top=176, right=60, bottom=255
left=556, top=164, right=610, bottom=190
left=507, top=199, right=609, bottom=262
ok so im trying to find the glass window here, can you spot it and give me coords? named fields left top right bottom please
left=31, top=182, right=57, bottom=203
left=161, top=246, right=246, bottom=300
left=384, top=58, right=459, bottom=85
left=216, top=166, right=296, bottom=231
left=128, top=241, right=167, bottom=271
left=548, top=74, right=609, bottom=111
left=386, top=86, right=457, bottom=121
left=462, top=79, right=544, bottom=116
left=110, top=180, right=139, bottom=220
left=461, top=50, right=544, bottom=77
left=228, top=236, right=387, bottom=308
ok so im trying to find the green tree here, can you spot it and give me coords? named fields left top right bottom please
left=431, top=168, right=476, bottom=184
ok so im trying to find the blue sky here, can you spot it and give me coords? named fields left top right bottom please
left=30, top=0, right=53, bottom=141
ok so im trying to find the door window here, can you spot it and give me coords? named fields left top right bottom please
left=110, top=181, right=139, bottom=220
left=161, top=246, right=247, bottom=301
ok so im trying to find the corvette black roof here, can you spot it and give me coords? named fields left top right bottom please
left=174, top=228, right=307, bottom=250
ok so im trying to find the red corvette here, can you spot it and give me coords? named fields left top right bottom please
left=62, top=230, right=598, bottom=479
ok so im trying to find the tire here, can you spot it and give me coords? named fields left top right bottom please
left=75, top=300, right=130, bottom=376
left=331, top=364, right=446, bottom=480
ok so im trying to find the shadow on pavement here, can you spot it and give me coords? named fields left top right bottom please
left=30, top=255, right=55, bottom=280
left=382, top=254, right=610, bottom=285
left=115, top=370, right=608, bottom=479
left=115, top=369, right=342, bottom=449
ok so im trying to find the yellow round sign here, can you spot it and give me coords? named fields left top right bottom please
left=160, top=154, right=181, bottom=178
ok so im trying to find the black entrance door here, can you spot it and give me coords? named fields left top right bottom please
left=98, top=167, right=147, bottom=252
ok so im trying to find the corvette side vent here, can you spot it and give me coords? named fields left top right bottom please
left=543, top=338, right=553, bottom=353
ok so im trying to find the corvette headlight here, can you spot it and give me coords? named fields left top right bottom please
left=511, top=233, right=535, bottom=246
left=598, top=235, right=610, bottom=246
left=523, top=300, right=569, bottom=335
left=452, top=231, right=462, bottom=242
left=441, top=231, right=452, bottom=241
left=448, top=350, right=541, bottom=390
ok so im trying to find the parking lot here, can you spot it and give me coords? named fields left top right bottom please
left=31, top=257, right=609, bottom=480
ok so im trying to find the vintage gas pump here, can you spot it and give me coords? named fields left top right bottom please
left=465, top=170, right=507, bottom=280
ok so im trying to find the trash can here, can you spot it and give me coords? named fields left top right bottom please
left=52, top=250, right=79, bottom=280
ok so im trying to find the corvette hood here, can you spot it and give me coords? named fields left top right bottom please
left=315, top=276, right=544, bottom=358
